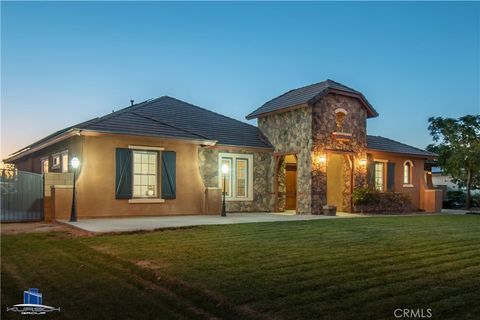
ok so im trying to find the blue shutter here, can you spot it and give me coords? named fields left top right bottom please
left=162, top=151, right=176, bottom=199
left=115, top=148, right=132, bottom=199
left=387, top=162, right=395, bottom=192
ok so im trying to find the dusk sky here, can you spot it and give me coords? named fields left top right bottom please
left=1, top=1, right=479, bottom=160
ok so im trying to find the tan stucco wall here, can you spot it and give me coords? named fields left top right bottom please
left=368, top=151, right=426, bottom=210
left=74, top=133, right=207, bottom=218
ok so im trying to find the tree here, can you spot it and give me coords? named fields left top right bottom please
left=427, top=115, right=480, bottom=209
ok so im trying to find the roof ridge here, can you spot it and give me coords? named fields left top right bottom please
left=368, top=135, right=435, bottom=155
left=264, top=80, right=328, bottom=104
left=79, top=96, right=168, bottom=129
left=325, top=79, right=360, bottom=93
left=130, top=111, right=212, bottom=141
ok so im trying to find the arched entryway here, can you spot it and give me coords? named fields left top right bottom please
left=274, top=153, right=298, bottom=213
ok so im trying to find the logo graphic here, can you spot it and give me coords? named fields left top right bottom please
left=7, top=288, right=61, bottom=315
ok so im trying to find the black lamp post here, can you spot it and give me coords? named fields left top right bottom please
left=69, top=157, right=80, bottom=222
left=221, top=164, right=228, bottom=217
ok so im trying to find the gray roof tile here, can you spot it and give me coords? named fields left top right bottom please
left=246, top=79, right=378, bottom=119
left=367, top=135, right=436, bottom=158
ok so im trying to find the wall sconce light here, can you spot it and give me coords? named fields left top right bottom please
left=359, top=158, right=367, bottom=166
left=319, top=154, right=327, bottom=164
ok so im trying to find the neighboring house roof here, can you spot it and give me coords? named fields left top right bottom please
left=367, top=135, right=437, bottom=158
left=5, top=96, right=273, bottom=161
left=246, top=79, right=378, bottom=119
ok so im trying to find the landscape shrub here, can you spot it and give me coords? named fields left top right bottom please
left=352, top=187, right=412, bottom=214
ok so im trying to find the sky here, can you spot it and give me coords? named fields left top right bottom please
left=1, top=1, right=479, bottom=159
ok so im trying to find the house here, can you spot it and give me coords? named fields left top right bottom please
left=4, top=80, right=439, bottom=218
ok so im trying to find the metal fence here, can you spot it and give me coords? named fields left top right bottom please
left=1, top=169, right=44, bottom=222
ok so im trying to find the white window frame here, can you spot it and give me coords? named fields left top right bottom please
left=373, top=159, right=387, bottom=192
left=132, top=150, right=159, bottom=199
left=61, top=150, right=69, bottom=173
left=127, top=145, right=166, bottom=203
left=403, top=160, right=414, bottom=187
left=218, top=153, right=253, bottom=201
left=51, top=153, right=61, bottom=169
left=41, top=157, right=49, bottom=174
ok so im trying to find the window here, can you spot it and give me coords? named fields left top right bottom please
left=61, top=151, right=69, bottom=172
left=41, top=158, right=49, bottom=174
left=218, top=153, right=253, bottom=201
left=133, top=150, right=158, bottom=198
left=374, top=162, right=385, bottom=191
left=52, top=154, right=61, bottom=169
left=236, top=159, right=248, bottom=198
left=403, top=160, right=413, bottom=186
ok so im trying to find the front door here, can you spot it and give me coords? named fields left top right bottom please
left=285, top=163, right=297, bottom=210
left=327, top=153, right=344, bottom=211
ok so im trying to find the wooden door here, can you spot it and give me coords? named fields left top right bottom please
left=327, top=153, right=344, bottom=210
left=285, top=163, right=297, bottom=210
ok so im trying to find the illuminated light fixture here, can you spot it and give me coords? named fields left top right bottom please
left=319, top=154, right=327, bottom=164
left=71, top=157, right=80, bottom=169
left=221, top=163, right=229, bottom=174
left=359, top=158, right=367, bottom=166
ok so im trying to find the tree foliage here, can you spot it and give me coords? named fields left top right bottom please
left=427, top=115, right=480, bottom=208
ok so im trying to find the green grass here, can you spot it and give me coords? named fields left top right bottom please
left=2, top=216, right=480, bottom=320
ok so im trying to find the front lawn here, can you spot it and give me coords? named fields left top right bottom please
left=2, top=215, right=480, bottom=319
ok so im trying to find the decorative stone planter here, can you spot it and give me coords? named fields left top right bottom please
left=323, top=205, right=337, bottom=216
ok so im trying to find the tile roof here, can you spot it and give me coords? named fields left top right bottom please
left=246, top=79, right=378, bottom=119
left=367, top=135, right=437, bottom=158
left=11, top=96, right=273, bottom=156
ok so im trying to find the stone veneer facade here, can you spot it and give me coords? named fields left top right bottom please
left=198, top=93, right=369, bottom=214
left=198, top=147, right=274, bottom=212
left=311, top=94, right=368, bottom=213
left=258, top=107, right=313, bottom=214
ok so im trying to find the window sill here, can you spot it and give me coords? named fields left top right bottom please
left=403, top=184, right=414, bottom=188
left=225, top=198, right=253, bottom=202
left=128, top=198, right=165, bottom=204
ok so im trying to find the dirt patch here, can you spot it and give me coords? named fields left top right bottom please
left=1, top=222, right=92, bottom=237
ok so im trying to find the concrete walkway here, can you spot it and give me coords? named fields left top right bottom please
left=59, top=213, right=358, bottom=233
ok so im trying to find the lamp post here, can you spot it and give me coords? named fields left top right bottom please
left=70, top=157, right=80, bottom=222
left=221, top=163, right=229, bottom=217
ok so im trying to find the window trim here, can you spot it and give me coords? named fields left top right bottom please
left=51, top=153, right=61, bottom=169
left=218, top=153, right=254, bottom=201
left=61, top=150, right=69, bottom=172
left=41, top=157, right=49, bottom=174
left=373, top=159, right=387, bottom=192
left=132, top=149, right=160, bottom=199
left=403, top=160, right=414, bottom=187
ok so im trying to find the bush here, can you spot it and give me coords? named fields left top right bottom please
left=352, top=187, right=412, bottom=214
left=352, top=187, right=379, bottom=206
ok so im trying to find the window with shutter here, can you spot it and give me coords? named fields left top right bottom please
left=161, top=151, right=176, bottom=199
left=115, top=148, right=133, bottom=199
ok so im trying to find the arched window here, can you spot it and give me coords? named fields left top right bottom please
left=403, top=160, right=413, bottom=185
left=334, top=108, right=348, bottom=132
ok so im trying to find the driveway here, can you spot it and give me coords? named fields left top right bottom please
left=58, top=213, right=357, bottom=233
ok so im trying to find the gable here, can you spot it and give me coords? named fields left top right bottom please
left=246, top=79, right=378, bottom=120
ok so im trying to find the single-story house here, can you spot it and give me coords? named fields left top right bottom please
left=4, top=80, right=439, bottom=218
